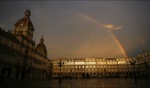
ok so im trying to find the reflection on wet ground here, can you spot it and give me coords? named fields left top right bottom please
left=0, top=78, right=150, bottom=88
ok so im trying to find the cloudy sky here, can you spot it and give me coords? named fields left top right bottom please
left=0, top=1, right=150, bottom=59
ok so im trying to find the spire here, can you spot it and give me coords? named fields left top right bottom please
left=24, top=9, right=31, bottom=17
left=40, top=36, right=44, bottom=42
left=35, top=35, right=47, bottom=57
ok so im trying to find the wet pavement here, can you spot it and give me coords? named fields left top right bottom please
left=0, top=78, right=150, bottom=88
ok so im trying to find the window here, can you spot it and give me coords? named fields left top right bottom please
left=82, top=66, right=84, bottom=68
left=86, top=66, right=88, bottom=68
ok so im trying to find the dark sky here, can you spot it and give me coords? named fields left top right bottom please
left=0, top=1, right=150, bottom=59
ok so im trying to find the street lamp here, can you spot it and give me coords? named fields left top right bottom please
left=70, top=69, right=72, bottom=78
left=104, top=68, right=106, bottom=79
left=57, top=60, right=64, bottom=84
left=129, top=58, right=137, bottom=82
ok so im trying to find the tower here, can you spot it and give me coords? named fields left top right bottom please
left=13, top=9, right=34, bottom=44
left=35, top=36, right=47, bottom=58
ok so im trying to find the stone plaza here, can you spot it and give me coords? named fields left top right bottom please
left=0, top=78, right=150, bottom=88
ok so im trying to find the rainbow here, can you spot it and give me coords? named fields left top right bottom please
left=75, top=12, right=128, bottom=58
left=110, top=32, right=127, bottom=58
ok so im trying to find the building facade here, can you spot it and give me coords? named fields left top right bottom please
left=0, top=9, right=49, bottom=81
left=136, top=51, right=150, bottom=79
left=51, top=50, right=150, bottom=79
left=51, top=57, right=138, bottom=78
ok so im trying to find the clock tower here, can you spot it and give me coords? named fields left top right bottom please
left=13, top=9, right=34, bottom=45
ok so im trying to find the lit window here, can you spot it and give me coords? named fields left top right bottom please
left=79, top=66, right=80, bottom=68
left=86, top=66, right=88, bottom=68
left=82, top=66, right=84, bottom=68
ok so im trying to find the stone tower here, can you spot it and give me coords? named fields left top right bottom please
left=35, top=36, right=47, bottom=58
left=13, top=9, right=34, bottom=46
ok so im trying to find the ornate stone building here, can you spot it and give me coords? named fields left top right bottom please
left=137, top=51, right=150, bottom=78
left=0, top=9, right=50, bottom=81
left=51, top=57, right=135, bottom=78
left=51, top=52, right=150, bottom=79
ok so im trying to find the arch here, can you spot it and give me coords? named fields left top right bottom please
left=86, top=73, right=89, bottom=78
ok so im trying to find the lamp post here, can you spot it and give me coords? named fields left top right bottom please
left=104, top=68, right=106, bottom=79
left=70, top=69, right=72, bottom=78
left=57, top=60, right=64, bottom=84
left=129, top=58, right=137, bottom=82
